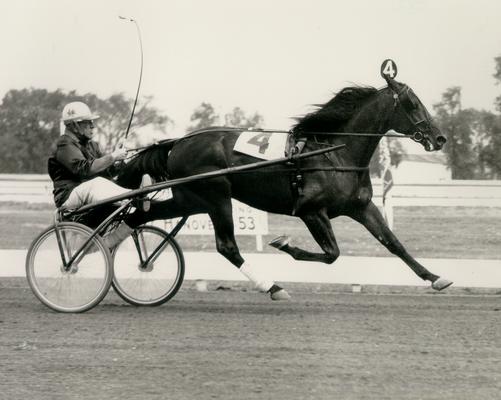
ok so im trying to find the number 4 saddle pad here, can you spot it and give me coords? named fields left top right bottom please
left=233, top=131, right=288, bottom=161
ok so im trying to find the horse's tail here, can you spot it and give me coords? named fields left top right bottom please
left=116, top=140, right=176, bottom=188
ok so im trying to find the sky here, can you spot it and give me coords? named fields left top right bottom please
left=1, top=0, right=501, bottom=152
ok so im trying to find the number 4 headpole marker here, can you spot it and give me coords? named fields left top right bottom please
left=380, top=59, right=398, bottom=81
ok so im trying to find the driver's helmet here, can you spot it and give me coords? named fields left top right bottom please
left=61, top=102, right=100, bottom=123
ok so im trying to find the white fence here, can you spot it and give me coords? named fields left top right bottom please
left=0, top=174, right=54, bottom=203
left=0, top=174, right=500, bottom=207
left=372, top=180, right=501, bottom=207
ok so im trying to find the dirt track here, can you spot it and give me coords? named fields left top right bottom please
left=1, top=281, right=500, bottom=400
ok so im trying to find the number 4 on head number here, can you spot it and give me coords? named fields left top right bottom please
left=381, top=59, right=398, bottom=80
left=247, top=133, right=271, bottom=154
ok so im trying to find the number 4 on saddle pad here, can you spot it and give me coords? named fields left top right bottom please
left=233, top=131, right=288, bottom=161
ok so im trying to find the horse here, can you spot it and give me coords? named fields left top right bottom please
left=115, top=75, right=451, bottom=300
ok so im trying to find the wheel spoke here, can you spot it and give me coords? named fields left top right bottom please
left=112, top=225, right=184, bottom=306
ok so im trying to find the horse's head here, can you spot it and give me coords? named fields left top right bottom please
left=381, top=59, right=446, bottom=152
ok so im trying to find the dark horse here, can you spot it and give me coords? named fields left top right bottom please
left=115, top=76, right=451, bottom=300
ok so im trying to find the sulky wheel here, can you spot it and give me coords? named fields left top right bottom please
left=26, top=222, right=113, bottom=313
left=111, top=225, right=185, bottom=306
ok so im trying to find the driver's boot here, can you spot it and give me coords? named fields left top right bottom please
left=138, top=174, right=153, bottom=212
left=102, top=222, right=134, bottom=250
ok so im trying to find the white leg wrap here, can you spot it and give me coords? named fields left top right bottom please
left=240, top=262, right=274, bottom=292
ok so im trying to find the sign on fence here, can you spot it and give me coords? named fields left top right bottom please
left=154, top=200, right=268, bottom=250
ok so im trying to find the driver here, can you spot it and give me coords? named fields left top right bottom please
left=48, top=101, right=152, bottom=248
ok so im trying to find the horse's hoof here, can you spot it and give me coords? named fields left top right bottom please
left=270, top=289, right=291, bottom=301
left=269, top=235, right=289, bottom=250
left=431, top=277, right=453, bottom=291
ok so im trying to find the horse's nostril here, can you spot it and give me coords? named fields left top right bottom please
left=437, top=136, right=447, bottom=145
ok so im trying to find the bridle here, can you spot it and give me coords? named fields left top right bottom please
left=390, top=84, right=432, bottom=144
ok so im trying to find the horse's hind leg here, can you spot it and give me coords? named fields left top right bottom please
left=207, top=193, right=290, bottom=301
left=350, top=201, right=452, bottom=291
left=270, top=209, right=340, bottom=264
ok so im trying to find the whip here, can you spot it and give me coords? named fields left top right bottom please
left=118, top=16, right=143, bottom=140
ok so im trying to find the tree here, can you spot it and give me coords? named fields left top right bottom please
left=475, top=109, right=501, bottom=178
left=224, top=107, right=264, bottom=129
left=433, top=87, right=479, bottom=179
left=188, top=102, right=220, bottom=131
left=433, top=86, right=501, bottom=179
left=487, top=55, right=501, bottom=178
left=494, top=55, right=501, bottom=112
left=429, top=56, right=501, bottom=179
left=0, top=88, right=66, bottom=173
left=82, top=93, right=171, bottom=151
left=0, top=88, right=170, bottom=173
left=188, top=103, right=264, bottom=131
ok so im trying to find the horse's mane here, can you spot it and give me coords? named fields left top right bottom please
left=294, top=86, right=378, bottom=132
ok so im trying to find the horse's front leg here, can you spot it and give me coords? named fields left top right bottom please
left=350, top=201, right=452, bottom=291
left=270, top=209, right=340, bottom=264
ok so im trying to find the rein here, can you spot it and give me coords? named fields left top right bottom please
left=238, top=128, right=414, bottom=140
left=124, top=127, right=412, bottom=172
left=125, top=128, right=417, bottom=154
